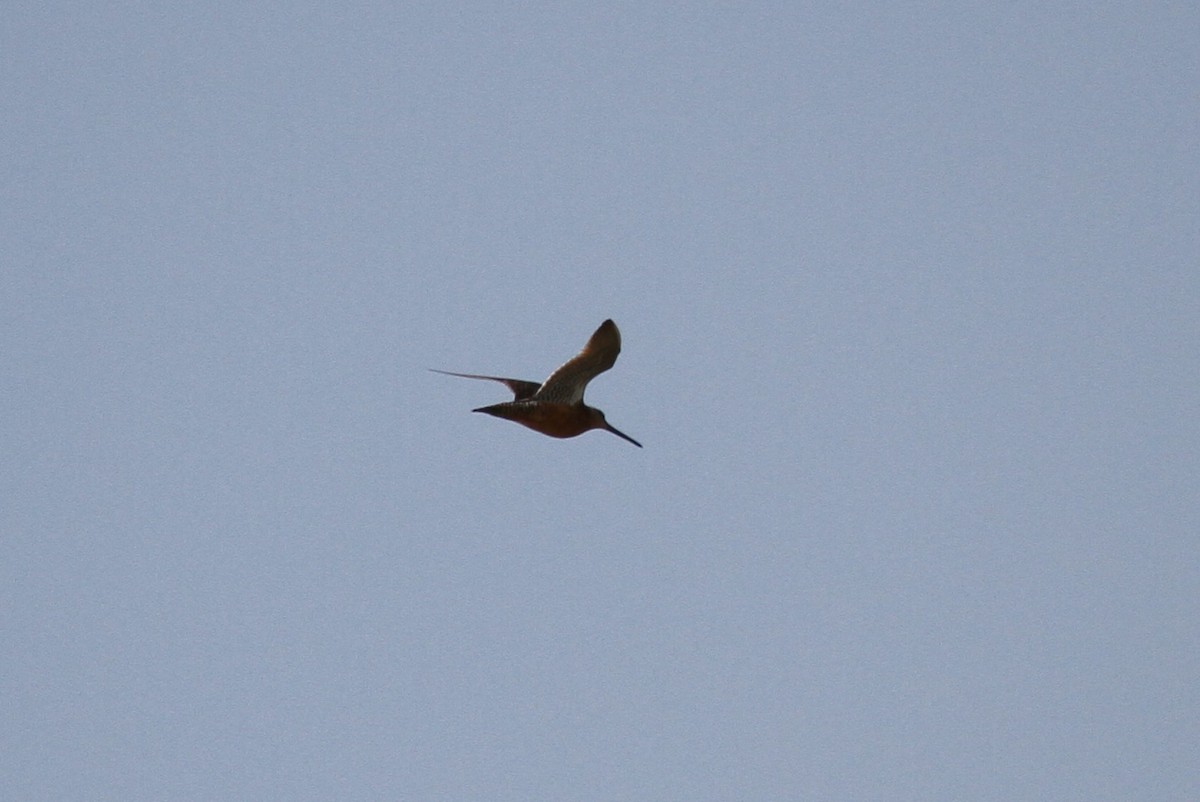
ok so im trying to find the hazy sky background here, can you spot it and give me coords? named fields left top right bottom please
left=4, top=3, right=1197, bottom=799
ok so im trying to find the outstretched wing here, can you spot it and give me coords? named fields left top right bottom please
left=429, top=369, right=541, bottom=401
left=534, top=319, right=622, bottom=405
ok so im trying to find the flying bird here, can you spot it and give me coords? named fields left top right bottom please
left=432, top=319, right=642, bottom=447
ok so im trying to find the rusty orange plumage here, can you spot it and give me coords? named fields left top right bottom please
left=432, top=319, right=642, bottom=447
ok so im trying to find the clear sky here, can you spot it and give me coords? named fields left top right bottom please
left=4, top=3, right=1197, bottom=799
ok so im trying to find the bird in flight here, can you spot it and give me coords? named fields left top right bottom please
left=432, top=319, right=642, bottom=447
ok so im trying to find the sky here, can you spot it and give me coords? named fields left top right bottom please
left=3, top=3, right=1198, bottom=799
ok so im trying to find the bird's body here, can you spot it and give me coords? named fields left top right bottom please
left=432, top=319, right=641, bottom=447
left=471, top=398, right=607, bottom=439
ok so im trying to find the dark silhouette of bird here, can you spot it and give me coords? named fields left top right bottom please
left=432, top=319, right=641, bottom=447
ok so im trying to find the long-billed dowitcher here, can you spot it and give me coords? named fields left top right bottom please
left=433, top=319, right=641, bottom=447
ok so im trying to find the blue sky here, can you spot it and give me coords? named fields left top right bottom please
left=4, top=3, right=1197, bottom=799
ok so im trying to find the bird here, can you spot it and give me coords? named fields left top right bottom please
left=432, top=319, right=642, bottom=447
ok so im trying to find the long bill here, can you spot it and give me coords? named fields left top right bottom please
left=605, top=422, right=643, bottom=448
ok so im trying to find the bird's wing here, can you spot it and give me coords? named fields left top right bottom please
left=534, top=319, right=621, bottom=405
left=429, top=369, right=541, bottom=400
